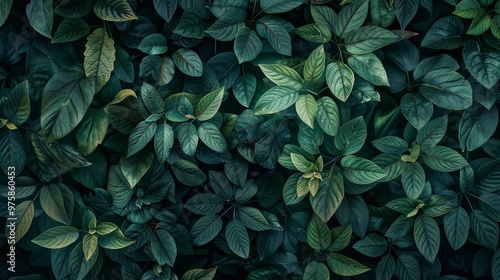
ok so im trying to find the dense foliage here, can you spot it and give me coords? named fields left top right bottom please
left=1, top=0, right=500, bottom=279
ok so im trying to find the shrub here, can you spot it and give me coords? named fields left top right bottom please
left=1, top=0, right=500, bottom=279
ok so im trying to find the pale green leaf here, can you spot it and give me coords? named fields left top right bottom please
left=295, top=23, right=331, bottom=43
left=198, top=122, right=228, bottom=154
left=196, top=87, right=224, bottom=121
left=295, top=94, right=317, bottom=128
left=315, top=96, right=339, bottom=136
left=325, top=61, right=355, bottom=102
left=254, top=86, right=299, bottom=115
left=259, top=64, right=303, bottom=90
left=32, top=226, right=80, bottom=249
left=93, top=0, right=138, bottom=22
left=348, top=53, right=389, bottom=87
left=84, top=28, right=115, bottom=91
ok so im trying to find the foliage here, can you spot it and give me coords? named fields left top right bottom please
left=1, top=0, right=500, bottom=279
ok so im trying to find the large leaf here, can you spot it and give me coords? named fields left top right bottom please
left=256, top=17, right=292, bottom=56
left=345, top=26, right=399, bottom=54
left=190, top=214, right=223, bottom=246
left=336, top=195, right=369, bottom=238
left=41, top=70, right=95, bottom=141
left=295, top=94, right=317, bottom=128
left=413, top=215, right=440, bottom=263
left=93, top=0, right=138, bottom=22
left=311, top=166, right=344, bottom=223
left=75, top=109, right=109, bottom=156
left=254, top=86, right=299, bottom=115
left=173, top=48, right=203, bottom=77
left=32, top=226, right=79, bottom=249
left=26, top=0, right=52, bottom=38
left=303, top=44, right=325, bottom=82
left=333, top=0, right=369, bottom=38
left=348, top=53, right=389, bottom=87
left=325, top=61, right=355, bottom=102
left=420, top=69, right=473, bottom=110
left=234, top=27, right=263, bottom=64
left=307, top=214, right=331, bottom=251
left=459, top=103, right=498, bottom=151
left=421, top=16, right=464, bottom=50
left=150, top=228, right=177, bottom=266
left=226, top=219, right=250, bottom=258
left=463, top=40, right=500, bottom=89
left=341, top=155, right=387, bottom=185
left=138, top=33, right=168, bottom=55
left=327, top=253, right=370, bottom=276
left=121, top=151, right=153, bottom=189
left=443, top=206, right=469, bottom=250
left=52, top=18, right=90, bottom=44
left=422, top=146, right=468, bottom=172
left=237, top=206, right=282, bottom=231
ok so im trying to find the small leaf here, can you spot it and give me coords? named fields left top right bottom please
left=138, top=33, right=168, bottom=55
left=470, top=209, right=499, bottom=251
left=226, top=219, right=250, bottom=258
left=82, top=234, right=98, bottom=260
left=304, top=262, right=330, bottom=280
left=198, top=122, right=228, bottom=154
left=334, top=116, right=367, bottom=155
left=414, top=215, right=440, bottom=263
left=196, top=87, right=225, bottom=121
left=345, top=26, right=399, bottom=54
left=422, top=146, right=468, bottom=172
left=307, top=214, right=331, bottom=251
left=295, top=94, right=317, bottom=128
left=181, top=267, right=217, bottom=280
left=325, top=61, right=355, bottom=102
left=259, top=64, right=303, bottom=90
left=121, top=151, right=154, bottom=189
left=311, top=166, right=344, bottom=223
left=254, top=86, right=299, bottom=115
left=173, top=48, right=203, bottom=77
left=327, top=253, right=370, bottom=276
left=303, top=45, right=326, bottom=82
left=260, top=0, right=306, bottom=13
left=459, top=103, right=498, bottom=151
left=32, top=226, right=80, bottom=249
left=52, top=18, right=90, bottom=43
left=348, top=53, right=389, bottom=87
left=295, top=23, right=331, bottom=43
left=127, top=120, right=157, bottom=157
left=233, top=74, right=256, bottom=107
left=190, top=214, right=223, bottom=246
left=395, top=0, right=419, bottom=30
left=353, top=233, right=387, bottom=257
left=40, top=183, right=74, bottom=225
left=171, top=159, right=207, bottom=187
left=401, top=93, right=433, bottom=130
left=316, top=96, right=339, bottom=136
left=234, top=27, right=263, bottom=64
left=401, top=162, right=425, bottom=200
left=93, top=0, right=138, bottom=22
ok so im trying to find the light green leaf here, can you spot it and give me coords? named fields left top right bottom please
left=173, top=48, right=203, bottom=77
left=190, top=213, right=223, bottom=246
left=149, top=228, right=177, bottom=266
left=121, top=151, right=154, bottom=189
left=178, top=122, right=199, bottom=156
left=127, top=120, right=157, bottom=157
left=345, top=26, right=399, bottom=54
left=196, top=87, right=225, bottom=121
left=422, top=146, right=468, bottom=172
left=459, top=103, right=498, bottom=151
left=82, top=234, right=98, bottom=260
left=98, top=228, right=134, bottom=249
left=237, top=206, right=282, bottom=231
left=420, top=69, right=472, bottom=110
left=295, top=23, right=331, bottom=43
left=138, top=33, right=168, bottom=55
left=453, top=0, right=482, bottom=18
left=307, top=214, right=331, bottom=251
left=75, top=108, right=109, bottom=156
left=0, top=80, right=30, bottom=125
left=470, top=209, right=499, bottom=251
left=52, top=18, right=90, bottom=43
left=303, top=45, right=325, bottom=82
left=334, top=116, right=367, bottom=155
left=295, top=94, right=317, bottom=129
left=254, top=86, right=299, bottom=115
left=353, top=233, right=387, bottom=257
left=260, top=0, right=306, bottom=13
left=10, top=200, right=34, bottom=242
left=233, top=74, right=256, bottom=107
left=325, top=61, right=355, bottom=102
left=401, top=93, right=433, bottom=130
left=327, top=253, right=370, bottom=276
left=93, top=0, right=138, bottom=22
left=84, top=28, right=115, bottom=92
left=226, top=219, right=250, bottom=258
left=463, top=40, right=500, bottom=89
left=467, top=12, right=491, bottom=35
left=181, top=267, right=217, bottom=280
left=334, top=0, right=369, bottom=38
left=414, top=215, right=440, bottom=263
left=154, top=120, right=174, bottom=163
left=304, top=262, right=330, bottom=280
left=234, top=27, right=263, bottom=63
left=315, top=96, right=339, bottom=136
left=40, top=183, right=74, bottom=225
left=341, top=155, right=386, bottom=185
left=198, top=122, right=228, bottom=154
left=41, top=70, right=95, bottom=141
left=311, top=166, right=344, bottom=223
left=26, top=0, right=52, bottom=38
left=259, top=64, right=303, bottom=90
left=171, top=159, right=207, bottom=187
left=348, top=53, right=389, bottom=87
left=32, top=226, right=80, bottom=249
left=290, top=153, right=313, bottom=173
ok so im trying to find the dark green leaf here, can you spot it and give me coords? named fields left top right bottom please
left=420, top=69, right=473, bottom=110
left=333, top=0, right=369, bottom=38
left=234, top=27, right=263, bottom=63
left=93, top=0, right=138, bottom=22
left=150, top=229, right=177, bottom=266
left=470, top=209, right=499, bottom=251
left=190, top=214, right=223, bottom=246
left=173, top=48, right=203, bottom=77
left=26, top=0, right=52, bottom=38
left=414, top=215, right=440, bottom=263
left=32, top=226, right=79, bottom=249
left=172, top=159, right=207, bottom=187
left=40, top=183, right=74, bottom=225
left=348, top=53, right=389, bottom=86
left=444, top=206, right=470, bottom=250
left=304, top=261, right=330, bottom=280
left=345, top=26, right=399, bottom=54
left=226, top=219, right=250, bottom=258
left=395, top=0, right=418, bottom=30
left=459, top=103, right=498, bottom=151
left=422, top=146, right=468, bottom=172
left=327, top=253, right=370, bottom=276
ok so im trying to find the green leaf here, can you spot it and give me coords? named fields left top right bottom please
left=206, top=17, right=245, bottom=41
left=234, top=27, right=263, bottom=64
left=334, top=0, right=369, bottom=38
left=52, top=18, right=90, bottom=43
left=290, top=153, right=313, bottom=173
left=260, top=0, right=306, bottom=13
left=138, top=33, right=168, bottom=55
left=69, top=241, right=99, bottom=280
left=453, top=0, right=482, bottom=18
left=295, top=94, right=317, bottom=129
left=32, top=226, right=79, bottom=249
left=154, top=0, right=177, bottom=22
left=196, top=87, right=224, bottom=121
left=82, top=234, right=98, bottom=260
left=414, top=215, right=440, bottom=263
left=121, top=151, right=154, bottom=189
left=396, top=254, right=421, bottom=280
left=467, top=12, right=491, bottom=35
left=178, top=122, right=199, bottom=156
left=198, top=122, right=228, bottom=154
left=93, top=0, right=138, bottom=22
left=40, top=183, right=74, bottom=225
left=0, top=0, right=12, bottom=27
left=154, top=120, right=174, bottom=162
left=54, top=0, right=92, bottom=18
left=254, top=86, right=299, bottom=115
left=311, top=166, right=344, bottom=223
left=303, top=45, right=325, bottom=83
left=234, top=74, right=256, bottom=107
left=401, top=162, right=425, bottom=200
left=335, top=116, right=367, bottom=155
left=114, top=46, right=134, bottom=83
left=475, top=158, right=500, bottom=193
left=226, top=219, right=250, bottom=258
left=9, top=200, right=34, bottom=242
left=372, top=136, right=408, bottom=154
left=463, top=40, right=500, bottom=89
left=342, top=155, right=386, bottom=185
left=353, top=233, right=387, bottom=257
left=348, top=53, right=389, bottom=87
left=190, top=213, right=223, bottom=246
left=181, top=267, right=217, bottom=280
left=470, top=209, right=499, bottom=251
left=184, top=193, right=223, bottom=215
left=259, top=64, right=303, bottom=90
left=459, top=103, right=498, bottom=151
left=295, top=23, right=331, bottom=43
left=75, top=109, right=109, bottom=156
left=325, top=61, right=355, bottom=102
left=370, top=0, right=395, bottom=28
left=84, top=28, right=115, bottom=91
left=41, top=70, right=95, bottom=141
left=491, top=15, right=500, bottom=39
left=98, top=228, right=134, bottom=249
left=376, top=255, right=396, bottom=280
left=26, top=0, right=52, bottom=38
left=255, top=17, right=292, bottom=56
left=107, top=165, right=133, bottom=208
left=127, top=120, right=157, bottom=157
left=304, top=262, right=330, bottom=280
left=315, top=96, right=339, bottom=137
left=237, top=206, right=282, bottom=231
left=171, top=159, right=207, bottom=187
left=307, top=214, right=331, bottom=251
left=421, top=16, right=464, bottom=50
left=173, top=12, right=211, bottom=39
left=422, top=146, right=468, bottom=172
left=345, top=26, right=399, bottom=55
left=416, top=115, right=448, bottom=151
left=420, top=69, right=472, bottom=110
left=150, top=228, right=177, bottom=266
left=0, top=80, right=30, bottom=125
left=173, top=48, right=203, bottom=77
left=329, top=224, right=352, bottom=252
left=395, top=0, right=419, bottom=30
left=0, top=129, right=26, bottom=174
left=493, top=249, right=500, bottom=280
left=401, top=93, right=433, bottom=130
left=327, top=253, right=370, bottom=276
left=444, top=207, right=469, bottom=250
